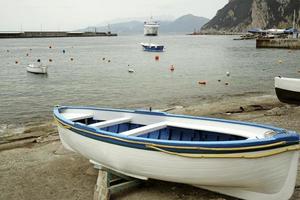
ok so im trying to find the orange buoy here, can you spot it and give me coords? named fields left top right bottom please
left=155, top=55, right=159, bottom=61
left=170, top=65, right=175, bottom=71
left=198, top=81, right=207, bottom=85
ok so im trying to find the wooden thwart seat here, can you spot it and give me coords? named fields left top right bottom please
left=120, top=121, right=255, bottom=139
left=63, top=113, right=94, bottom=121
left=120, top=122, right=168, bottom=136
left=89, top=117, right=132, bottom=128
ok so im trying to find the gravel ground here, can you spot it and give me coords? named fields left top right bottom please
left=0, top=97, right=299, bottom=200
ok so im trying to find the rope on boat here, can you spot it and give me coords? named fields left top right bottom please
left=146, top=144, right=300, bottom=159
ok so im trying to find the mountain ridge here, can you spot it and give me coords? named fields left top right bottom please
left=79, top=14, right=209, bottom=35
left=201, top=0, right=300, bottom=33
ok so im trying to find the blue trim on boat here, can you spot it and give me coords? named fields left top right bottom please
left=57, top=106, right=286, bottom=131
left=53, top=106, right=300, bottom=154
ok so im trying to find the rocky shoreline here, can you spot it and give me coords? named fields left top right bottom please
left=0, top=95, right=299, bottom=200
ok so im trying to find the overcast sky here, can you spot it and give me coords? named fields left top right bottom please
left=0, top=0, right=228, bottom=31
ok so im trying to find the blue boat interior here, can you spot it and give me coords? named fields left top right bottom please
left=74, top=118, right=246, bottom=141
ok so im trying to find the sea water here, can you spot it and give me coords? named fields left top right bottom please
left=0, top=35, right=299, bottom=128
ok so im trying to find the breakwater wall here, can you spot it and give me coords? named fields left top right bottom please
left=0, top=31, right=117, bottom=39
left=256, top=38, right=300, bottom=49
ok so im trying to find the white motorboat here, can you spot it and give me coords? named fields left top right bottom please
left=275, top=76, right=300, bottom=105
left=54, top=106, right=300, bottom=200
left=26, top=64, right=48, bottom=74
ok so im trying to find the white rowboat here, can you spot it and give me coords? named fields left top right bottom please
left=54, top=106, right=300, bottom=200
left=26, top=64, right=48, bottom=74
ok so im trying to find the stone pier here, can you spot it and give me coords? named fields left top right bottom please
left=256, top=38, right=300, bottom=49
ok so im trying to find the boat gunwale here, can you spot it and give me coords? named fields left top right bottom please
left=53, top=106, right=300, bottom=152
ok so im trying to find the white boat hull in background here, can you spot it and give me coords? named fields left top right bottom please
left=144, top=26, right=159, bottom=36
left=26, top=64, right=48, bottom=74
left=275, top=77, right=300, bottom=104
left=58, top=125, right=299, bottom=200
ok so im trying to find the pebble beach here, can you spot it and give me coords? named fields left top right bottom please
left=0, top=94, right=299, bottom=200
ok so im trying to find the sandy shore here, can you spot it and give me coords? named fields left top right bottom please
left=0, top=95, right=300, bottom=200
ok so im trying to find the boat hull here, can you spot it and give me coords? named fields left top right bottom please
left=26, top=66, right=48, bottom=74
left=57, top=125, right=299, bottom=200
left=275, top=87, right=300, bottom=105
left=144, top=26, right=159, bottom=36
left=275, top=77, right=300, bottom=105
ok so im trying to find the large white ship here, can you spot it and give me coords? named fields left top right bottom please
left=144, top=17, right=159, bottom=36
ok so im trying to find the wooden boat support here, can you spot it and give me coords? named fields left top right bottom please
left=92, top=161, right=143, bottom=200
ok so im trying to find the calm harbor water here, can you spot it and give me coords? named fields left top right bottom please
left=0, top=35, right=299, bottom=127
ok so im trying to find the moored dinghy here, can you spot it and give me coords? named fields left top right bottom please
left=54, top=106, right=300, bottom=200
left=26, top=63, right=48, bottom=74
left=275, top=76, right=300, bottom=105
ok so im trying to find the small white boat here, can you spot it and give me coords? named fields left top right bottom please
left=275, top=76, right=300, bottom=105
left=128, top=69, right=135, bottom=73
left=26, top=64, right=48, bottom=74
left=54, top=106, right=300, bottom=200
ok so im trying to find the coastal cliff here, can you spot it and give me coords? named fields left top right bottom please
left=201, top=0, right=300, bottom=33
